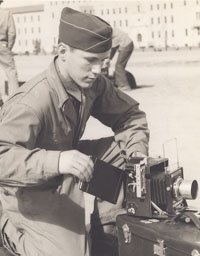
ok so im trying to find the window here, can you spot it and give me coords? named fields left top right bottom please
left=158, top=17, right=160, bottom=24
left=157, top=4, right=160, bottom=10
left=31, top=16, right=33, bottom=22
left=24, top=28, right=27, bottom=34
left=171, top=2, right=173, bottom=8
left=24, top=16, right=26, bottom=22
left=164, top=16, right=167, bottom=23
left=25, top=40, right=28, bottom=46
left=107, top=9, right=109, bottom=14
left=125, top=7, right=127, bottom=13
left=18, top=40, right=21, bottom=46
left=38, top=15, right=40, bottom=21
left=150, top=5, right=153, bottom=10
left=184, top=0, right=187, bottom=5
left=165, top=30, right=168, bottom=39
left=185, top=28, right=188, bottom=36
left=164, top=3, right=166, bottom=9
left=113, top=20, right=116, bottom=27
left=125, top=20, right=128, bottom=26
left=101, top=10, right=104, bottom=15
left=17, top=28, right=20, bottom=34
left=119, top=8, right=121, bottom=14
left=158, top=31, right=161, bottom=38
left=137, top=5, right=140, bottom=12
left=119, top=20, right=122, bottom=26
left=151, top=17, right=154, bottom=24
left=52, top=12, right=55, bottom=19
left=152, top=31, right=154, bottom=38
left=172, top=30, right=175, bottom=37
left=113, top=8, right=115, bottom=14
left=137, top=33, right=142, bottom=42
left=171, top=16, right=174, bottom=23
left=38, top=27, right=41, bottom=33
left=17, top=17, right=20, bottom=23
left=31, top=27, right=34, bottom=33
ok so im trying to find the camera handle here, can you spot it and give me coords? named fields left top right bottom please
left=172, top=211, right=200, bottom=230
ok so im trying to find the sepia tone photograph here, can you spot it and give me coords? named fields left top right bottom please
left=0, top=0, right=200, bottom=255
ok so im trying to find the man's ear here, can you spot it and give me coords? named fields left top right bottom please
left=57, top=43, right=69, bottom=60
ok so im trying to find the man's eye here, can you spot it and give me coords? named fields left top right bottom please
left=85, top=58, right=94, bottom=63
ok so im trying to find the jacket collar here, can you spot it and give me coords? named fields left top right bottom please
left=46, top=56, right=82, bottom=108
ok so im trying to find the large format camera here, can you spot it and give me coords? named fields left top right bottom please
left=125, top=156, right=198, bottom=218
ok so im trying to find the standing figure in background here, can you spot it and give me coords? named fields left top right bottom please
left=110, top=28, right=134, bottom=90
left=0, top=0, right=19, bottom=104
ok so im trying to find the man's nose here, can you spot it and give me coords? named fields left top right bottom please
left=91, top=64, right=102, bottom=75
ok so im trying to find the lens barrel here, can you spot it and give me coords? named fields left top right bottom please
left=173, top=177, right=198, bottom=200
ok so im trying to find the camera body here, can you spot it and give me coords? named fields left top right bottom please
left=125, top=156, right=198, bottom=218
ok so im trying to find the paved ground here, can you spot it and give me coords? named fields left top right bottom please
left=0, top=48, right=200, bottom=220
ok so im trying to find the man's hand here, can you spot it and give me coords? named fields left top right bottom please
left=58, top=150, right=94, bottom=182
left=131, top=151, right=147, bottom=158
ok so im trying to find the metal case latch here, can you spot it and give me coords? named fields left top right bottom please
left=122, top=224, right=131, bottom=244
left=154, top=239, right=167, bottom=256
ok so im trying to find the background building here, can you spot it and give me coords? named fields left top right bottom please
left=3, top=0, right=200, bottom=54
left=11, top=4, right=44, bottom=54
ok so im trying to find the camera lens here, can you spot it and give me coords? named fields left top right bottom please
left=179, top=180, right=198, bottom=199
left=173, top=177, right=198, bottom=200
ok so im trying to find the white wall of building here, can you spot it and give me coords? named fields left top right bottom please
left=5, top=0, right=200, bottom=54
left=11, top=5, right=44, bottom=53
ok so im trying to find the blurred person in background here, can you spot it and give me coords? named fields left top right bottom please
left=0, top=7, right=149, bottom=256
left=0, top=0, right=19, bottom=106
left=0, top=96, right=3, bottom=108
left=110, top=28, right=134, bottom=90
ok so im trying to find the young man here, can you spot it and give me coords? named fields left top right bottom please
left=0, top=7, right=149, bottom=256
left=0, top=0, right=19, bottom=101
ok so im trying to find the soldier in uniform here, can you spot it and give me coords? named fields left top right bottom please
left=110, top=28, right=134, bottom=90
left=0, top=0, right=19, bottom=105
left=0, top=7, right=149, bottom=256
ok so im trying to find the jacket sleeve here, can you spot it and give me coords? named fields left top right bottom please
left=92, top=77, right=150, bottom=157
left=7, top=11, right=16, bottom=50
left=0, top=103, right=60, bottom=187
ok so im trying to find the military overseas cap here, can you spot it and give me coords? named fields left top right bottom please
left=59, top=7, right=112, bottom=53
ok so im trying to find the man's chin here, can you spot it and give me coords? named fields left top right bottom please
left=82, top=81, right=95, bottom=89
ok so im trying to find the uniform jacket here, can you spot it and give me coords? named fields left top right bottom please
left=0, top=57, right=149, bottom=255
left=0, top=8, right=16, bottom=49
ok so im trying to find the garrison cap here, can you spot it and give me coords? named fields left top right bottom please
left=59, top=7, right=112, bottom=53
